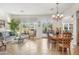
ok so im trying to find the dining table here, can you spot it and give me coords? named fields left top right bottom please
left=48, top=33, right=72, bottom=52
left=48, top=34, right=63, bottom=42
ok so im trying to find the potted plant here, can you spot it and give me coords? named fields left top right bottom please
left=8, top=18, right=20, bottom=36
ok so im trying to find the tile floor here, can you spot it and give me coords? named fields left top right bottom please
left=0, top=38, right=79, bottom=55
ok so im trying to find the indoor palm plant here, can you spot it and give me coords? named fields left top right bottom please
left=8, top=18, right=20, bottom=36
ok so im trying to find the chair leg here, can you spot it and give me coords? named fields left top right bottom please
left=47, top=40, right=50, bottom=49
left=0, top=46, right=1, bottom=51
left=57, top=44, right=59, bottom=51
left=62, top=47, right=64, bottom=54
left=56, top=43, right=59, bottom=51
left=69, top=48, right=71, bottom=55
left=56, top=41, right=59, bottom=51
left=5, top=45, right=6, bottom=50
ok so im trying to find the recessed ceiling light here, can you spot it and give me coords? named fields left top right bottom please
left=50, top=8, right=53, bottom=11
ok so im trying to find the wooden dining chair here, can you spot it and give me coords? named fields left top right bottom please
left=47, top=34, right=57, bottom=49
left=0, top=41, right=6, bottom=50
left=57, top=32, right=72, bottom=54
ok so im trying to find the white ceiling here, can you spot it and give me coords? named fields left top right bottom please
left=0, top=3, right=75, bottom=15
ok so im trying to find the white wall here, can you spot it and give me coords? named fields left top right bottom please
left=72, top=14, right=77, bottom=45
left=0, top=10, right=10, bottom=32
left=65, top=4, right=79, bottom=45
